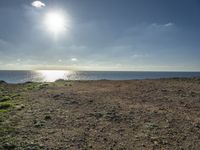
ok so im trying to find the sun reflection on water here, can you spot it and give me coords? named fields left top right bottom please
left=36, top=70, right=72, bottom=82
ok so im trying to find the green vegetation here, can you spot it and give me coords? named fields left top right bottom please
left=0, top=109, right=8, bottom=113
left=3, top=96, right=11, bottom=100
left=0, top=85, right=22, bottom=149
left=0, top=102, right=13, bottom=110
left=0, top=95, right=13, bottom=113
left=25, top=83, right=49, bottom=90
left=0, top=96, right=12, bottom=102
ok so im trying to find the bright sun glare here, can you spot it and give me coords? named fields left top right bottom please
left=44, top=12, right=67, bottom=34
left=37, top=70, right=72, bottom=82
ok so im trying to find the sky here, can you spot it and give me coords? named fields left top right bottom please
left=0, top=0, right=200, bottom=71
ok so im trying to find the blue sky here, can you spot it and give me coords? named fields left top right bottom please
left=0, top=0, right=200, bottom=71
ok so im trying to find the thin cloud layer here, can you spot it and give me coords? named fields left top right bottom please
left=31, top=1, right=46, bottom=8
left=150, top=22, right=174, bottom=28
left=164, top=22, right=174, bottom=27
left=71, top=58, right=78, bottom=61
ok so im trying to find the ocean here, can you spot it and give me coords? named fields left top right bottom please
left=0, top=70, right=200, bottom=83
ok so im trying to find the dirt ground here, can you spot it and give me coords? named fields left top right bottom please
left=0, top=78, right=200, bottom=150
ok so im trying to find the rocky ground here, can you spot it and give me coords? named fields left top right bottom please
left=0, top=78, right=200, bottom=150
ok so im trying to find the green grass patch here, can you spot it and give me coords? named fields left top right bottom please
left=0, top=109, right=8, bottom=113
left=25, top=83, right=49, bottom=90
left=0, top=102, right=13, bottom=110
left=11, top=94, right=20, bottom=98
left=0, top=87, right=4, bottom=93
left=0, top=96, right=12, bottom=102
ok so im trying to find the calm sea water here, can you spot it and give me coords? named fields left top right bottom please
left=0, top=70, right=200, bottom=83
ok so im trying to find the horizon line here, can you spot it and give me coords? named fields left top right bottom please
left=0, top=69, right=200, bottom=73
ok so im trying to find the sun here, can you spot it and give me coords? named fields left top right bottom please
left=44, top=11, right=67, bottom=34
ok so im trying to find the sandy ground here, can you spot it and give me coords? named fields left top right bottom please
left=0, top=78, right=200, bottom=150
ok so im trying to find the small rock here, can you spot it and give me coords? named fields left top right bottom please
left=194, top=122, right=200, bottom=129
left=44, top=115, right=51, bottom=120
left=103, top=138, right=108, bottom=142
left=34, top=121, right=45, bottom=128
left=190, top=91, right=196, bottom=97
left=16, top=104, right=25, bottom=110
left=88, top=100, right=94, bottom=103
left=53, top=94, right=60, bottom=99
left=153, top=141, right=158, bottom=145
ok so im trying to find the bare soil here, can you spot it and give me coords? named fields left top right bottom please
left=0, top=78, right=200, bottom=150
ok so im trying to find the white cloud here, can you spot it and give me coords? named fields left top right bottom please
left=164, top=22, right=174, bottom=27
left=31, top=1, right=46, bottom=8
left=131, top=54, right=150, bottom=58
left=150, top=22, right=174, bottom=28
left=71, top=58, right=78, bottom=61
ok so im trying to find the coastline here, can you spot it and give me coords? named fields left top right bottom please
left=0, top=78, right=200, bottom=149
left=0, top=70, right=200, bottom=83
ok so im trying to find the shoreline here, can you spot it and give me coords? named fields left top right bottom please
left=0, top=70, right=200, bottom=84
left=0, top=78, right=200, bottom=149
left=1, top=76, right=200, bottom=84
